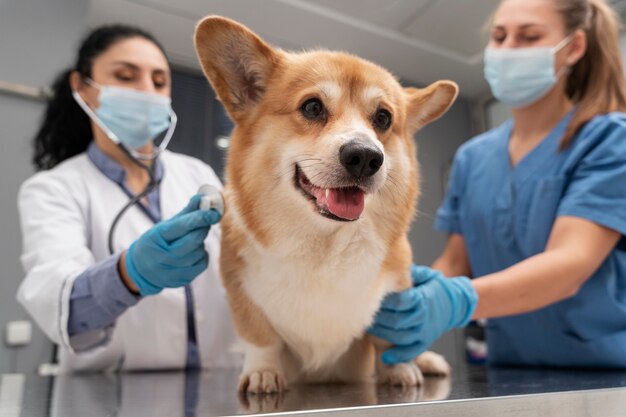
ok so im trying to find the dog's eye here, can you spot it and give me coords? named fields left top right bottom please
left=300, top=98, right=326, bottom=121
left=373, top=109, right=392, bottom=131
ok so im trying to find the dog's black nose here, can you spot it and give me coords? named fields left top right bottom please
left=339, top=141, right=384, bottom=179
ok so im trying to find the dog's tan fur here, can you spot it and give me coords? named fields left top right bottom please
left=194, top=16, right=458, bottom=393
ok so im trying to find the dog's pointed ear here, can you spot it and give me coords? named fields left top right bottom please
left=194, top=16, right=281, bottom=122
left=405, top=81, right=459, bottom=133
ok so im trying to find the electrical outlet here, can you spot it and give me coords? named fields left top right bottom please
left=5, top=321, right=32, bottom=347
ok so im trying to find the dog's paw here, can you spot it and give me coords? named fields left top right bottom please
left=415, top=351, right=451, bottom=377
left=238, top=369, right=287, bottom=394
left=377, top=362, right=424, bottom=387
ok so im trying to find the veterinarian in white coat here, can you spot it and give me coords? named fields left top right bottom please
left=17, top=25, right=240, bottom=372
left=371, top=0, right=626, bottom=368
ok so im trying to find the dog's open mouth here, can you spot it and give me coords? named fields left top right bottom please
left=295, top=165, right=365, bottom=222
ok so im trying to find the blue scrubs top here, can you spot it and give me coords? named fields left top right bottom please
left=435, top=111, right=626, bottom=368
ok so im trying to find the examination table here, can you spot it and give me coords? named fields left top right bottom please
left=3, top=364, right=626, bottom=416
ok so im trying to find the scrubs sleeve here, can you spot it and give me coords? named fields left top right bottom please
left=434, top=149, right=468, bottom=235
left=557, top=121, right=626, bottom=236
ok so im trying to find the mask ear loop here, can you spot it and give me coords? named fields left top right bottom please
left=552, top=33, right=576, bottom=81
left=552, top=34, right=575, bottom=54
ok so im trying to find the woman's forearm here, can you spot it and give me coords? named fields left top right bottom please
left=119, top=251, right=140, bottom=294
left=472, top=248, right=593, bottom=319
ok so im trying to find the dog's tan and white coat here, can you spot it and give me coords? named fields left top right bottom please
left=194, top=16, right=458, bottom=393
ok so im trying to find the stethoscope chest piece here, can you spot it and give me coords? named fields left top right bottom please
left=198, top=184, right=225, bottom=216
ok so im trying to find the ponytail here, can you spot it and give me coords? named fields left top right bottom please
left=32, top=24, right=167, bottom=170
left=558, top=0, right=626, bottom=148
left=32, top=69, right=92, bottom=170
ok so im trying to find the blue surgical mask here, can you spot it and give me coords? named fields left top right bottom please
left=484, top=36, right=572, bottom=108
left=72, top=79, right=177, bottom=159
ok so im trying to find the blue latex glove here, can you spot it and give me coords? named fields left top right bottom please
left=125, top=194, right=221, bottom=296
left=369, top=265, right=478, bottom=365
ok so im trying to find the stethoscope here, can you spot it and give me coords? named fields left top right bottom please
left=106, top=146, right=162, bottom=255
left=72, top=88, right=177, bottom=254
left=72, top=88, right=225, bottom=255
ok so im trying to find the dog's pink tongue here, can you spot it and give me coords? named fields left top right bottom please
left=327, top=187, right=365, bottom=220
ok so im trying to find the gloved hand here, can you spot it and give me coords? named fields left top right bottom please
left=369, top=265, right=478, bottom=365
left=124, top=194, right=221, bottom=296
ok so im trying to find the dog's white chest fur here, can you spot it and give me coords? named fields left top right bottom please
left=241, top=225, right=390, bottom=372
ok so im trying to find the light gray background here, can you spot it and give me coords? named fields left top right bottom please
left=0, top=0, right=91, bottom=374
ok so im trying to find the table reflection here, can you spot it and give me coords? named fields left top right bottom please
left=48, top=370, right=451, bottom=416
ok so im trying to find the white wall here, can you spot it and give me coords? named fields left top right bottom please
left=0, top=0, right=90, bottom=373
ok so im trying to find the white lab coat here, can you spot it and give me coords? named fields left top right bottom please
left=16, top=150, right=241, bottom=372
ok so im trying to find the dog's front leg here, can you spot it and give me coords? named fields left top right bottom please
left=239, top=340, right=286, bottom=394
left=221, top=221, right=288, bottom=394
left=370, top=335, right=424, bottom=386
left=371, top=239, right=424, bottom=386
left=224, top=278, right=287, bottom=394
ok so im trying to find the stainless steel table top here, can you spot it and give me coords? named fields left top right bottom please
left=4, top=365, right=626, bottom=417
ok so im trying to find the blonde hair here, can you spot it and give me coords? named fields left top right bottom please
left=555, top=0, right=626, bottom=147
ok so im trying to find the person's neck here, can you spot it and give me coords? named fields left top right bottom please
left=511, top=88, right=574, bottom=141
left=93, top=130, right=153, bottom=186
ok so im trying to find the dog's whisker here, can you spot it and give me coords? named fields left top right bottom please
left=272, top=159, right=330, bottom=183
left=386, top=173, right=405, bottom=190
left=385, top=178, right=401, bottom=191
left=274, top=166, right=298, bottom=181
left=274, top=170, right=296, bottom=182
left=386, top=176, right=400, bottom=187
left=296, top=158, right=323, bottom=163
left=286, top=153, right=316, bottom=160
left=298, top=162, right=325, bottom=170
left=308, top=171, right=334, bottom=185
left=415, top=209, right=435, bottom=220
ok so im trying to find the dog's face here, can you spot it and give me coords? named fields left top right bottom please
left=254, top=51, right=415, bottom=223
left=194, top=17, right=458, bottom=241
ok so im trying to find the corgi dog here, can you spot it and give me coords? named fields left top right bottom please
left=194, top=16, right=458, bottom=394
